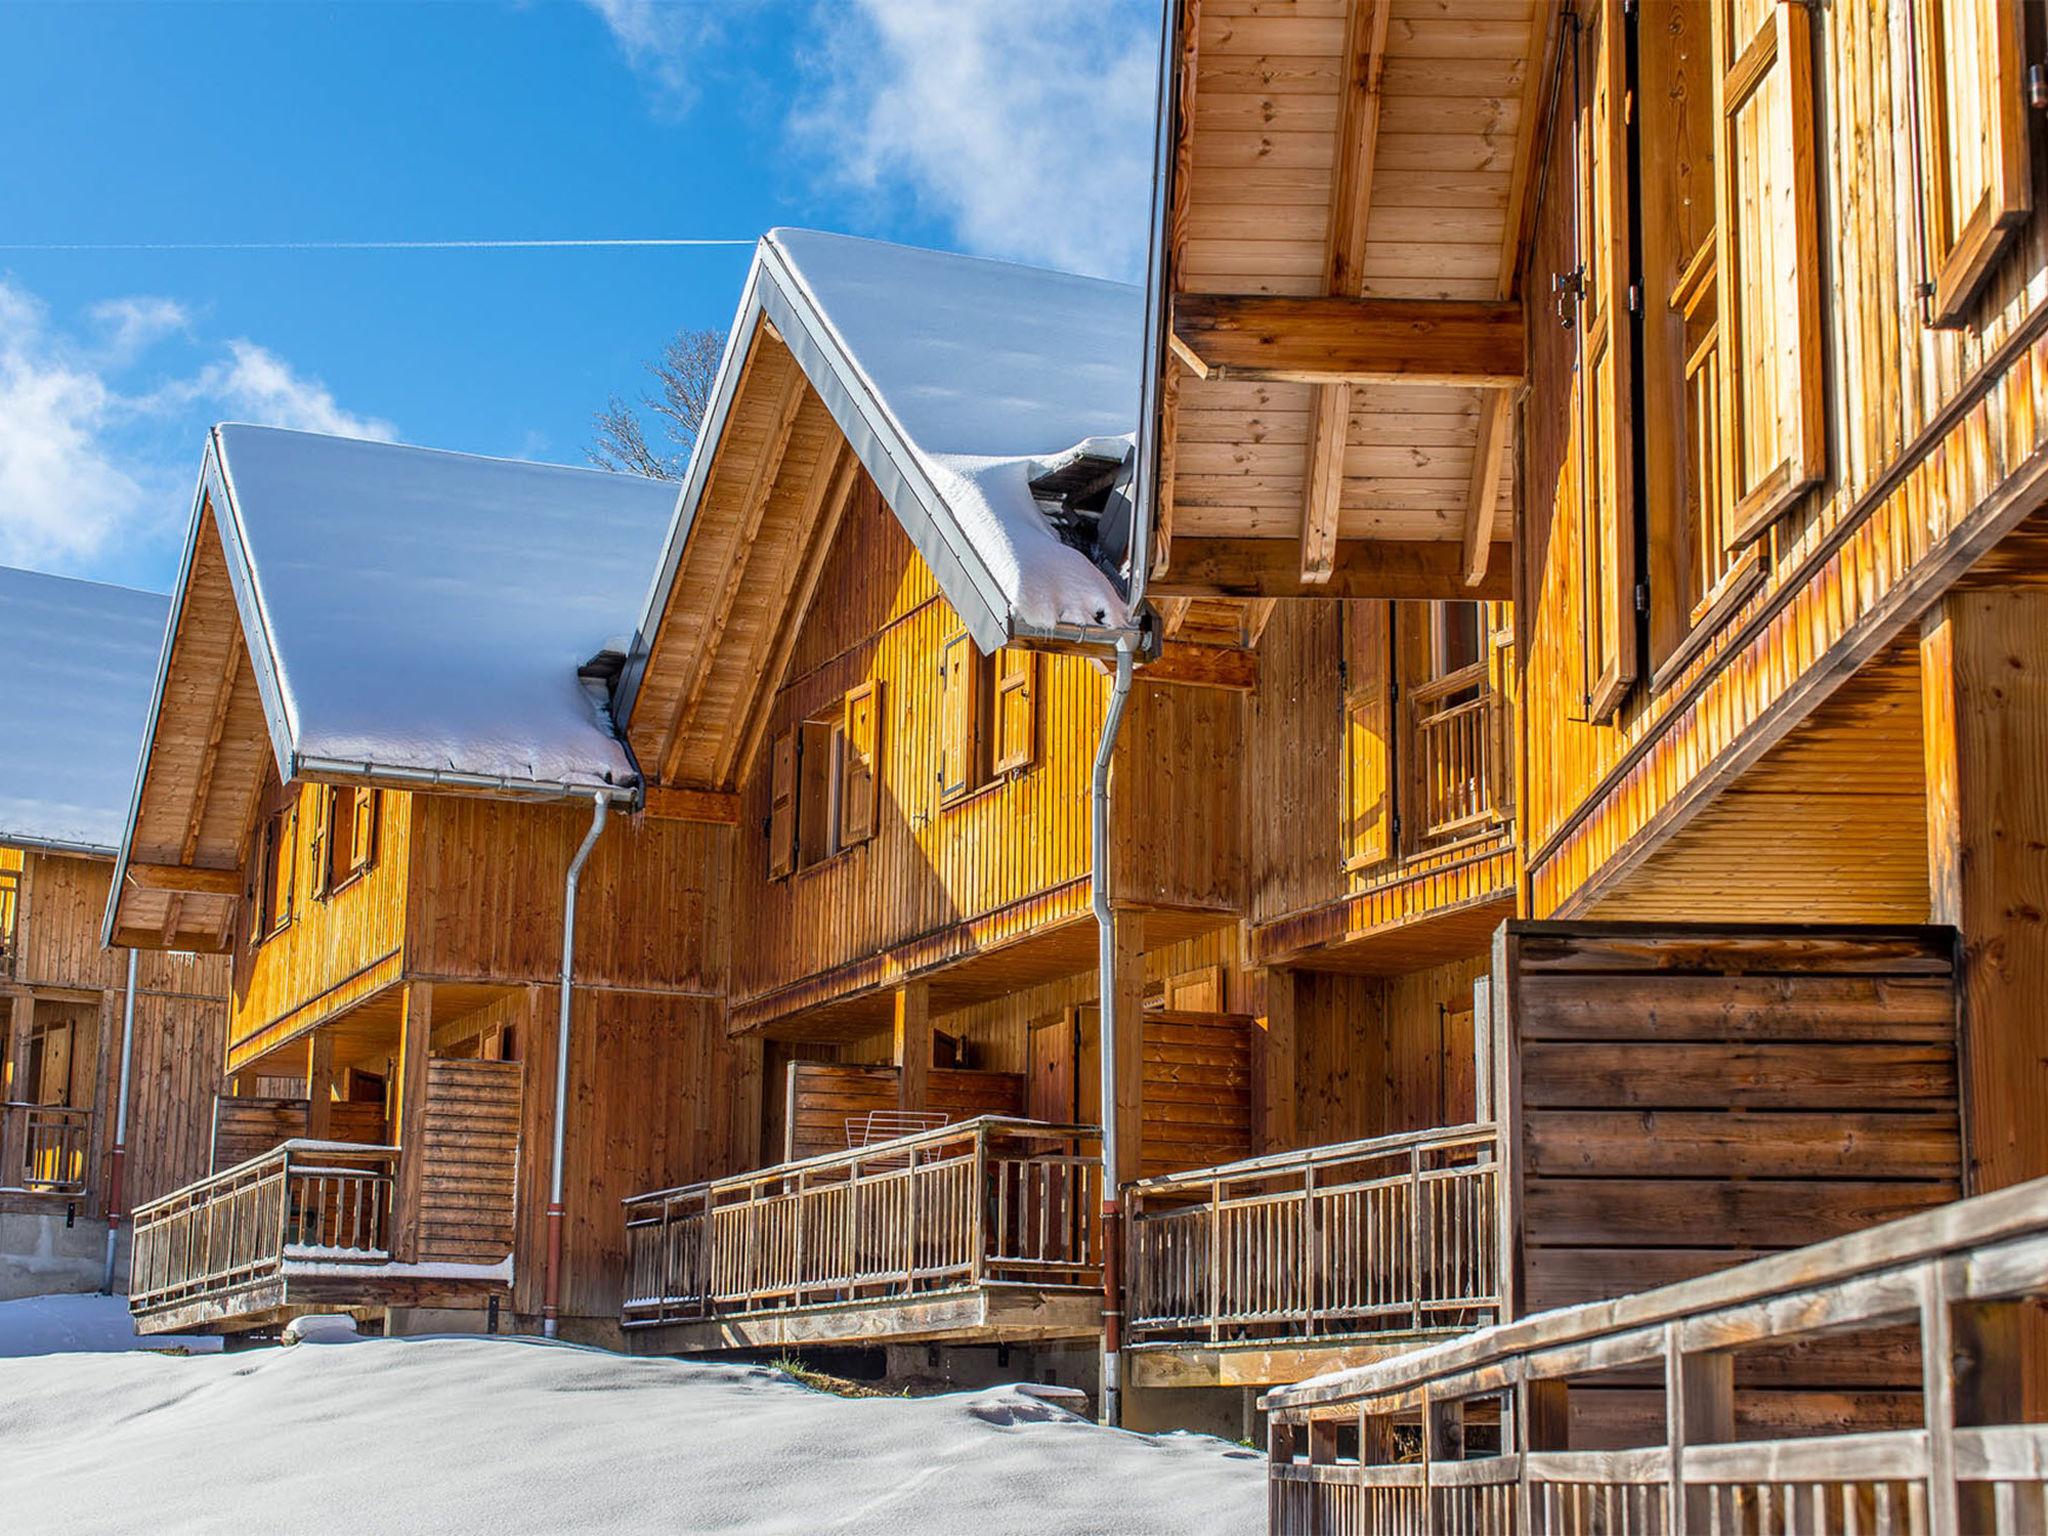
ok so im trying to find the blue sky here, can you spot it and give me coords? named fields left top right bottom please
left=0, top=0, right=1158, bottom=592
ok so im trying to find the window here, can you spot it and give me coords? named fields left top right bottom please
left=1341, top=601, right=1394, bottom=871
left=939, top=634, right=1036, bottom=804
left=767, top=681, right=883, bottom=877
left=1912, top=0, right=2030, bottom=325
left=1712, top=0, right=1824, bottom=539
left=310, top=786, right=381, bottom=898
left=255, top=799, right=298, bottom=939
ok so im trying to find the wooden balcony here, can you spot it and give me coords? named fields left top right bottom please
left=1410, top=662, right=1509, bottom=846
left=2, top=1102, right=91, bottom=1194
left=1126, top=1126, right=1502, bottom=1389
left=129, top=1139, right=510, bottom=1335
left=621, top=1116, right=1103, bottom=1353
left=1264, top=1175, right=2048, bottom=1535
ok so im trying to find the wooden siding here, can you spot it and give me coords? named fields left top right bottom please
left=1497, top=924, right=1962, bottom=1320
left=1519, top=0, right=2048, bottom=920
left=211, top=1096, right=386, bottom=1171
left=781, top=1062, right=1027, bottom=1161
left=729, top=476, right=1241, bottom=1032
left=416, top=1057, right=519, bottom=1264
left=403, top=795, right=729, bottom=996
left=124, top=987, right=227, bottom=1207
left=512, top=986, right=760, bottom=1330
left=227, top=782, right=410, bottom=1066
left=1140, top=1011, right=1254, bottom=1180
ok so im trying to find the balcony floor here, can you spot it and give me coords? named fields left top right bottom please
left=1127, top=1329, right=1472, bottom=1390
left=622, top=1281, right=1102, bottom=1355
left=132, top=1264, right=511, bottom=1337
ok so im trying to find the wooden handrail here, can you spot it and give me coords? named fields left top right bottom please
left=1263, top=1175, right=2048, bottom=1535
left=1128, top=1122, right=1496, bottom=1196
left=622, top=1117, right=1103, bottom=1328
left=1408, top=659, right=1491, bottom=709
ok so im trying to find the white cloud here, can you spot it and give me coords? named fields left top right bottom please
left=0, top=280, right=395, bottom=579
left=795, top=0, right=1161, bottom=280
left=202, top=341, right=398, bottom=441
left=0, top=284, right=151, bottom=569
left=583, top=0, right=751, bottom=113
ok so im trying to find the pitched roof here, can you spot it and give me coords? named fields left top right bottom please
left=628, top=230, right=1142, bottom=686
left=0, top=567, right=169, bottom=856
left=201, top=424, right=677, bottom=796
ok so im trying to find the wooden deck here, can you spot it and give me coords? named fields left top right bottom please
left=1126, top=1125, right=1501, bottom=1389
left=130, top=1139, right=509, bottom=1335
left=621, top=1116, right=1103, bottom=1353
left=1263, top=1175, right=2048, bottom=1535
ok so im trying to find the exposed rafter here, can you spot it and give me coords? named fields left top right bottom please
left=657, top=361, right=809, bottom=786
left=164, top=638, right=245, bottom=944
left=1462, top=390, right=1514, bottom=587
left=1171, top=296, right=1527, bottom=388
left=1151, top=537, right=1515, bottom=601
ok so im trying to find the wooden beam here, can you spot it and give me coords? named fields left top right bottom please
left=657, top=358, right=809, bottom=786
left=1241, top=600, right=1278, bottom=650
left=639, top=785, right=742, bottom=825
left=1300, top=381, right=1351, bottom=582
left=1170, top=295, right=1525, bottom=388
left=124, top=862, right=242, bottom=896
left=719, top=437, right=853, bottom=789
left=1155, top=596, right=1193, bottom=639
left=1260, top=969, right=1299, bottom=1154
left=2, top=993, right=32, bottom=1177
left=1141, top=643, right=1258, bottom=692
left=391, top=982, right=431, bottom=1264
left=1152, top=537, right=1515, bottom=601
left=1112, top=911, right=1145, bottom=1183
left=892, top=981, right=931, bottom=1113
left=111, top=925, right=230, bottom=955
left=1462, top=390, right=1514, bottom=587
left=304, top=1029, right=334, bottom=1142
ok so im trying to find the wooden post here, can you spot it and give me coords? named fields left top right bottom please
left=1260, top=967, right=1299, bottom=1153
left=1112, top=909, right=1145, bottom=1183
left=391, top=981, right=431, bottom=1264
left=1667, top=1326, right=1734, bottom=1534
left=3, top=991, right=34, bottom=1183
left=1922, top=591, right=2048, bottom=1413
left=304, top=1029, right=334, bottom=1142
left=892, top=980, right=931, bottom=1112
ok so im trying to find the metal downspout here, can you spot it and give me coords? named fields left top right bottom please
left=543, top=790, right=609, bottom=1339
left=1092, top=635, right=1138, bottom=1427
left=103, top=947, right=137, bottom=1293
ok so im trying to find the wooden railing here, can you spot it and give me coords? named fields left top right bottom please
left=5, top=1102, right=92, bottom=1192
left=1264, top=1175, right=2048, bottom=1535
left=1411, top=663, right=1507, bottom=842
left=1127, top=1125, right=1500, bottom=1350
left=621, top=1117, right=1102, bottom=1327
left=129, top=1140, right=396, bottom=1315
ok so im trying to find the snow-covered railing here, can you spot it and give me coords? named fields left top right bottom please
left=621, top=1116, right=1101, bottom=1327
left=2, top=1102, right=92, bottom=1193
left=1263, top=1175, right=2048, bottom=1535
left=130, top=1140, right=396, bottom=1316
left=1127, top=1124, right=1501, bottom=1350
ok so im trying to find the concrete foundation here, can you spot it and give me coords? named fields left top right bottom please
left=383, top=1305, right=496, bottom=1338
left=0, top=1208, right=112, bottom=1301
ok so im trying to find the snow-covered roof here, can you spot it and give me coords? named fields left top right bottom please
left=630, top=230, right=1142, bottom=679
left=200, top=425, right=678, bottom=796
left=0, top=567, right=169, bottom=857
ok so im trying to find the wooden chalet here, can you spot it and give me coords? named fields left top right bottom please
left=108, top=427, right=756, bottom=1340
left=612, top=232, right=1267, bottom=1371
left=1135, top=0, right=2048, bottom=1498
left=0, top=566, right=227, bottom=1300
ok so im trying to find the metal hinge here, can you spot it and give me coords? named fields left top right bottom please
left=1337, top=655, right=1348, bottom=687
left=2030, top=64, right=2048, bottom=110
left=1392, top=813, right=1404, bottom=846
left=1552, top=265, right=1586, bottom=330
left=1635, top=581, right=1650, bottom=615
left=1628, top=283, right=1643, bottom=316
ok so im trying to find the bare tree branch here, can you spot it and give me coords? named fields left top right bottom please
left=588, top=326, right=727, bottom=480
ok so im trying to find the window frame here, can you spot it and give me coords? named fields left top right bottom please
left=255, top=799, right=298, bottom=942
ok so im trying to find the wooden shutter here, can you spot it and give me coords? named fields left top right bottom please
left=309, top=788, right=334, bottom=898
left=1579, top=0, right=1636, bottom=721
left=1914, top=0, right=2030, bottom=325
left=1713, top=0, right=1823, bottom=541
left=767, top=730, right=796, bottom=878
left=938, top=633, right=978, bottom=803
left=840, top=682, right=880, bottom=846
left=274, top=801, right=299, bottom=930
left=991, top=648, right=1036, bottom=775
left=1342, top=600, right=1395, bottom=870
left=350, top=787, right=380, bottom=874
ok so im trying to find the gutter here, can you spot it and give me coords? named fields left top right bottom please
left=543, top=789, right=610, bottom=1338
left=291, top=753, right=638, bottom=807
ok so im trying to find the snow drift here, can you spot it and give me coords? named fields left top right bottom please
left=0, top=1335, right=1263, bottom=1534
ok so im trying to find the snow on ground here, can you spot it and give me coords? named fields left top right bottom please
left=0, top=1333, right=1265, bottom=1534
left=0, top=1292, right=221, bottom=1358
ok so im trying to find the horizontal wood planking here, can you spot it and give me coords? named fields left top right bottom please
left=1501, top=923, right=1963, bottom=1326
left=416, top=1057, right=519, bottom=1264
left=781, top=1062, right=1025, bottom=1161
